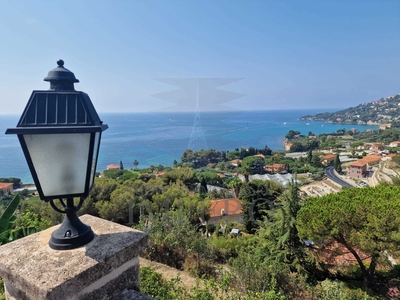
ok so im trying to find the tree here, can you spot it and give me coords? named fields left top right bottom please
left=307, top=149, right=312, bottom=163
left=227, top=177, right=243, bottom=198
left=200, top=178, right=208, bottom=194
left=311, top=152, right=322, bottom=168
left=336, top=128, right=346, bottom=135
left=285, top=130, right=300, bottom=139
left=289, top=142, right=304, bottom=152
left=242, top=156, right=265, bottom=175
left=226, top=150, right=240, bottom=161
left=297, top=186, right=400, bottom=287
left=239, top=180, right=284, bottom=233
left=258, top=181, right=310, bottom=274
left=133, top=159, right=139, bottom=170
left=96, top=185, right=139, bottom=224
left=162, top=168, right=198, bottom=190
left=120, top=160, right=124, bottom=170
left=240, top=166, right=251, bottom=183
left=334, top=153, right=342, bottom=173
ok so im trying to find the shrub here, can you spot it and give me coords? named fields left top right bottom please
left=140, top=267, right=185, bottom=300
left=183, top=254, right=215, bottom=279
left=315, top=279, right=374, bottom=300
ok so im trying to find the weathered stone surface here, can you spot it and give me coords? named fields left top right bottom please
left=0, top=215, right=148, bottom=300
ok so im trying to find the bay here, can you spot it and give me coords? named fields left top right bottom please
left=0, top=109, right=378, bottom=184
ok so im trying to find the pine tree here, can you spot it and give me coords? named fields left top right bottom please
left=307, top=149, right=313, bottom=163
left=258, top=180, right=307, bottom=273
left=334, top=153, right=342, bottom=173
left=200, top=177, right=208, bottom=194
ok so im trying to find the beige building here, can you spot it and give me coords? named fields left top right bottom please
left=0, top=183, right=13, bottom=196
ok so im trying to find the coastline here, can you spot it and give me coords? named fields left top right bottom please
left=0, top=110, right=380, bottom=182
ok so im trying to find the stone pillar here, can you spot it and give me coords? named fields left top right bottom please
left=0, top=215, right=149, bottom=300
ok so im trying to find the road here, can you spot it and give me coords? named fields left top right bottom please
left=324, top=166, right=354, bottom=188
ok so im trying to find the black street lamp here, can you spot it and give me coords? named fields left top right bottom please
left=6, top=60, right=108, bottom=250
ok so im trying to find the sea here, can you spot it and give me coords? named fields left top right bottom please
left=0, top=109, right=378, bottom=184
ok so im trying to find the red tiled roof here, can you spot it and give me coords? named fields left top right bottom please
left=350, top=160, right=367, bottom=167
left=230, top=159, right=242, bottom=163
left=0, top=183, right=13, bottom=189
left=323, top=154, right=336, bottom=160
left=209, top=198, right=243, bottom=218
left=264, top=163, right=284, bottom=169
left=361, top=155, right=381, bottom=163
left=253, top=154, right=265, bottom=158
left=106, top=164, right=120, bottom=170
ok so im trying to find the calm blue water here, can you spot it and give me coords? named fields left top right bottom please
left=0, top=110, right=378, bottom=184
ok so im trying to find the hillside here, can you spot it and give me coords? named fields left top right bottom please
left=300, top=94, right=400, bottom=125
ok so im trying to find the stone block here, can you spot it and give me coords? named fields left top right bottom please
left=0, top=215, right=148, bottom=300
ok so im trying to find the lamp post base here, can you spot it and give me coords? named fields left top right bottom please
left=49, top=210, right=95, bottom=250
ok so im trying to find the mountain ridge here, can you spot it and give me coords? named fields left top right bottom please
left=300, top=94, right=400, bottom=125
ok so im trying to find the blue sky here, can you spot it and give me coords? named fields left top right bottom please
left=0, top=0, right=399, bottom=114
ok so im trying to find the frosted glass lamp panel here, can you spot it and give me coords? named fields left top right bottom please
left=89, top=132, right=100, bottom=190
left=23, top=133, right=91, bottom=197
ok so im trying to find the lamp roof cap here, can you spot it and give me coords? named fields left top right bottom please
left=43, top=60, right=79, bottom=83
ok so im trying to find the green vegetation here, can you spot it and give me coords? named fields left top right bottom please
left=298, top=185, right=400, bottom=287
left=300, top=94, right=400, bottom=124
left=181, top=146, right=272, bottom=169
left=0, top=195, right=21, bottom=245
left=334, top=153, right=342, bottom=173
left=239, top=179, right=284, bottom=233
left=140, top=266, right=286, bottom=300
left=3, top=127, right=400, bottom=299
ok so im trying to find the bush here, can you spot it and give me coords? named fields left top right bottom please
left=183, top=254, right=215, bottom=279
left=140, top=267, right=185, bottom=300
left=315, top=279, right=373, bottom=300
left=207, top=236, right=248, bottom=263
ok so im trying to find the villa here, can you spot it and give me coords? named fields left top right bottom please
left=0, top=182, right=13, bottom=196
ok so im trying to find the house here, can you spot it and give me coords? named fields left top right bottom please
left=106, top=164, right=120, bottom=170
left=285, top=143, right=293, bottom=151
left=379, top=124, right=391, bottom=130
left=0, top=183, right=13, bottom=196
left=230, top=159, right=242, bottom=167
left=389, top=141, right=400, bottom=148
left=361, top=154, right=382, bottom=167
left=349, top=128, right=357, bottom=134
left=349, top=161, right=367, bottom=179
left=356, top=144, right=367, bottom=150
left=264, top=163, right=285, bottom=173
left=205, top=198, right=243, bottom=225
left=253, top=154, right=265, bottom=159
left=322, top=154, right=336, bottom=166
left=369, top=143, right=385, bottom=152
left=154, top=171, right=165, bottom=177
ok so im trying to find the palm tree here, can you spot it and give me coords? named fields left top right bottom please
left=133, top=160, right=139, bottom=170
left=227, top=177, right=243, bottom=198
left=241, top=167, right=251, bottom=183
